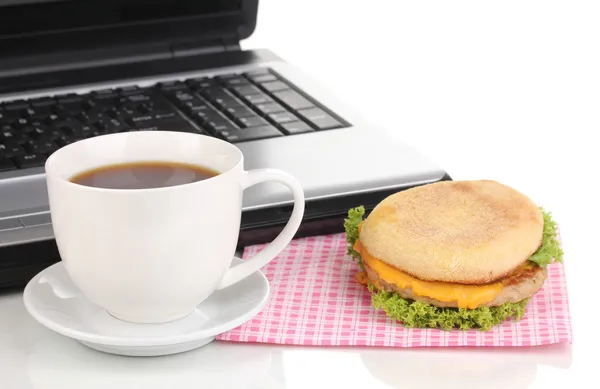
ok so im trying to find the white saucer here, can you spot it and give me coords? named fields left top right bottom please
left=23, top=258, right=269, bottom=357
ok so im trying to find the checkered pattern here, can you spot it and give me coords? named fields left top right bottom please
left=217, top=233, right=572, bottom=347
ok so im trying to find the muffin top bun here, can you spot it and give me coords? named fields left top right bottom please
left=359, top=180, right=544, bottom=284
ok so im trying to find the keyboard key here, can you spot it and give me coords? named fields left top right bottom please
left=56, top=120, right=82, bottom=135
left=243, top=68, right=271, bottom=77
left=147, top=101, right=175, bottom=114
left=213, top=98, right=245, bottom=112
left=255, top=102, right=286, bottom=115
left=44, top=113, right=64, bottom=125
left=126, top=115, right=154, bottom=126
left=153, top=112, right=178, bottom=121
left=26, top=124, right=49, bottom=139
left=24, top=105, right=53, bottom=118
left=118, top=85, right=141, bottom=94
left=119, top=92, right=156, bottom=104
left=157, top=80, right=187, bottom=91
left=108, top=105, right=137, bottom=119
left=191, top=108, right=227, bottom=125
left=56, top=101, right=84, bottom=115
left=218, top=75, right=249, bottom=87
left=2, top=143, right=24, bottom=158
left=104, top=118, right=130, bottom=132
left=200, top=87, right=232, bottom=102
left=82, top=99, right=101, bottom=111
left=260, top=81, right=290, bottom=93
left=3, top=100, right=28, bottom=111
left=6, top=132, right=30, bottom=146
left=182, top=106, right=213, bottom=119
left=237, top=116, right=269, bottom=128
left=75, top=112, right=103, bottom=126
left=215, top=129, right=237, bottom=140
left=25, top=140, right=59, bottom=155
left=179, top=98, right=211, bottom=113
left=232, top=85, right=263, bottom=98
left=215, top=73, right=238, bottom=80
left=56, top=135, right=78, bottom=146
left=298, top=107, right=342, bottom=130
left=35, top=139, right=59, bottom=152
left=267, top=112, right=298, bottom=124
left=219, top=125, right=283, bottom=143
left=196, top=109, right=227, bottom=121
left=30, top=97, right=57, bottom=107
left=44, top=127, right=67, bottom=141
left=1, top=128, right=16, bottom=141
left=244, top=94, right=273, bottom=105
left=248, top=73, right=278, bottom=83
left=91, top=89, right=119, bottom=99
left=144, top=101, right=177, bottom=115
left=57, top=94, right=82, bottom=104
left=225, top=106, right=256, bottom=119
left=13, top=153, right=45, bottom=168
left=280, top=121, right=314, bottom=135
left=12, top=117, right=30, bottom=128
left=273, top=90, right=314, bottom=110
left=187, top=77, right=217, bottom=90
left=77, top=111, right=107, bottom=125
left=127, top=112, right=185, bottom=128
left=168, top=90, right=196, bottom=103
left=205, top=119, right=239, bottom=135
left=211, top=94, right=243, bottom=109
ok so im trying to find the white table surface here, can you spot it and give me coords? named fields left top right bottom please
left=1, top=1, right=598, bottom=388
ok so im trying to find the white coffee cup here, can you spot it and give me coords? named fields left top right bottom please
left=45, top=131, right=305, bottom=324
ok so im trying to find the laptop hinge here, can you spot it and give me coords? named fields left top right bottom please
left=0, top=42, right=176, bottom=79
left=0, top=36, right=240, bottom=79
left=171, top=37, right=241, bottom=58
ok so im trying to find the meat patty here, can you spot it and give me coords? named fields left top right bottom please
left=364, top=261, right=547, bottom=308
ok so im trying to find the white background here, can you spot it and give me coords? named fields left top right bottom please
left=2, top=0, right=599, bottom=388
left=244, top=0, right=599, bottom=387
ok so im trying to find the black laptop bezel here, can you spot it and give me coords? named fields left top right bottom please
left=0, top=0, right=259, bottom=76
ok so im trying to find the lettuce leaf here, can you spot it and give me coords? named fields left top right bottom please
left=371, top=285, right=528, bottom=331
left=528, top=208, right=564, bottom=267
left=343, top=205, right=366, bottom=270
left=343, top=205, right=561, bottom=331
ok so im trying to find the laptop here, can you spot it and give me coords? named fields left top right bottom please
left=0, top=0, right=450, bottom=287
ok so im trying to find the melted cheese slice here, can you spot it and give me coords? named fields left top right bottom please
left=354, top=239, right=503, bottom=309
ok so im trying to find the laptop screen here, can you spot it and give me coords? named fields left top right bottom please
left=0, top=0, right=242, bottom=39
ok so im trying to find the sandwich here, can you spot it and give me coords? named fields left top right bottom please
left=344, top=180, right=563, bottom=331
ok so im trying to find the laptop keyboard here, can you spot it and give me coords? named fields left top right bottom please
left=0, top=68, right=347, bottom=172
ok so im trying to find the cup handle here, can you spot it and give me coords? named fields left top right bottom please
left=216, top=168, right=305, bottom=290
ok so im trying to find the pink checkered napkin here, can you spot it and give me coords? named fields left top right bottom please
left=216, top=233, right=572, bottom=347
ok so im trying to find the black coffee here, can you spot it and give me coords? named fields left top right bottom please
left=70, top=161, right=219, bottom=189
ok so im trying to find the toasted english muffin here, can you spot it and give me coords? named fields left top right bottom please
left=359, top=180, right=544, bottom=284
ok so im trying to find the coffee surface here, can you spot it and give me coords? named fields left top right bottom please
left=70, top=161, right=219, bottom=189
